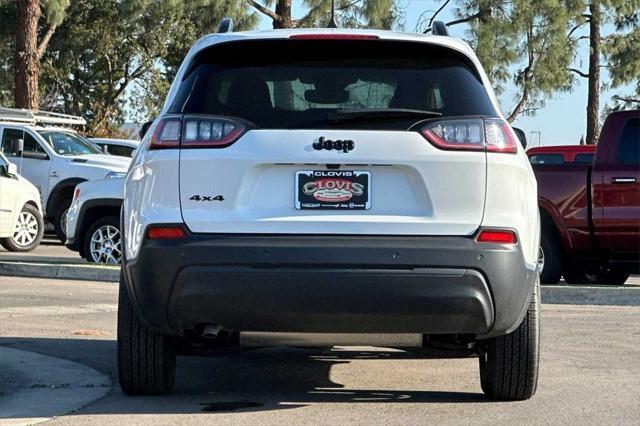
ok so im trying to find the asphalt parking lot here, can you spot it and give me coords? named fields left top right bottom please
left=1, top=268, right=639, bottom=425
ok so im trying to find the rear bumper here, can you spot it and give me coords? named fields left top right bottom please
left=122, top=231, right=537, bottom=340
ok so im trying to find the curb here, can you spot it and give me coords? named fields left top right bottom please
left=541, top=284, right=640, bottom=306
left=0, top=346, right=111, bottom=425
left=0, top=261, right=119, bottom=282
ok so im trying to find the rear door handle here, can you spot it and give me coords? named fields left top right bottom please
left=611, top=177, right=636, bottom=184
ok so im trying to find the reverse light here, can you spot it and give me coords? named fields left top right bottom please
left=420, top=119, right=485, bottom=151
left=148, top=116, right=247, bottom=150
left=476, top=229, right=518, bottom=244
left=146, top=226, right=186, bottom=240
left=419, top=118, right=517, bottom=153
left=181, top=116, right=246, bottom=148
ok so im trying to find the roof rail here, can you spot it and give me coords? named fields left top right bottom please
left=0, top=107, right=86, bottom=127
left=217, top=17, right=233, bottom=33
left=431, top=21, right=450, bottom=36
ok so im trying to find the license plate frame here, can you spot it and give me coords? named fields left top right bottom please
left=295, top=170, right=371, bottom=210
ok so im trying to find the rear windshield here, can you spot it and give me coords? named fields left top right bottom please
left=573, top=153, right=594, bottom=164
left=169, top=40, right=498, bottom=130
left=529, top=154, right=564, bottom=165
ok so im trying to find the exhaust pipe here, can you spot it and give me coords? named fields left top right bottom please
left=239, top=332, right=423, bottom=347
left=201, top=324, right=223, bottom=339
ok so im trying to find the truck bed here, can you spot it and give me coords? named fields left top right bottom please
left=533, top=163, right=594, bottom=253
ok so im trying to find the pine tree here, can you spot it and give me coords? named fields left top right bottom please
left=567, top=0, right=640, bottom=144
left=418, top=1, right=576, bottom=123
left=14, top=0, right=69, bottom=109
left=247, top=0, right=400, bottom=29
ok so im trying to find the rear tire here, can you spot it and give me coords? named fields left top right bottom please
left=540, top=229, right=561, bottom=284
left=117, top=274, right=176, bottom=395
left=54, top=204, right=71, bottom=243
left=479, top=275, right=540, bottom=401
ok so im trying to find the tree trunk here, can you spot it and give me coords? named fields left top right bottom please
left=585, top=0, right=600, bottom=145
left=273, top=0, right=292, bottom=29
left=15, top=0, right=41, bottom=110
left=272, top=1, right=294, bottom=108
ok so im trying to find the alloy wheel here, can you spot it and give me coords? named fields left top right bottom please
left=89, top=224, right=122, bottom=264
left=11, top=211, right=39, bottom=247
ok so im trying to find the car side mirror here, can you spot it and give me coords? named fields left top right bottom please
left=7, top=162, right=18, bottom=176
left=140, top=120, right=153, bottom=139
left=512, top=128, right=527, bottom=150
left=14, top=138, right=24, bottom=157
left=22, top=151, right=49, bottom=160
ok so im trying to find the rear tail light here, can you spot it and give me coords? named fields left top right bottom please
left=149, top=117, right=181, bottom=150
left=147, top=226, right=186, bottom=240
left=419, top=118, right=517, bottom=153
left=148, top=116, right=247, bottom=150
left=476, top=229, right=518, bottom=244
left=484, top=119, right=518, bottom=153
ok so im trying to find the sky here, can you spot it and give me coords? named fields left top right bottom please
left=255, top=0, right=631, bottom=147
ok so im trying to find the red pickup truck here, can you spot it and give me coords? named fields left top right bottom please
left=533, top=110, right=639, bottom=285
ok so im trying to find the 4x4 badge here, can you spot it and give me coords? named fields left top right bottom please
left=189, top=195, right=224, bottom=202
left=313, top=137, right=355, bottom=153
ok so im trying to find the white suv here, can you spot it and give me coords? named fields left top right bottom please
left=119, top=26, right=541, bottom=400
left=0, top=153, right=44, bottom=251
left=0, top=109, right=130, bottom=241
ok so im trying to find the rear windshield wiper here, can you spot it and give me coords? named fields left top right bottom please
left=328, top=108, right=442, bottom=124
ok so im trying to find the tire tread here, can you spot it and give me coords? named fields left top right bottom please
left=117, top=275, right=175, bottom=395
left=480, top=277, right=540, bottom=401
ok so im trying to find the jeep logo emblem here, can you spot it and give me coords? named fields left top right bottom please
left=313, top=137, right=355, bottom=153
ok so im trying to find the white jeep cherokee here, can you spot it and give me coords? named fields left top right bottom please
left=119, top=27, right=541, bottom=400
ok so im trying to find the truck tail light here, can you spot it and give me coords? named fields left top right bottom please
left=476, top=229, right=518, bottom=244
left=419, top=118, right=517, bottom=153
left=148, top=116, right=247, bottom=150
left=147, top=226, right=186, bottom=240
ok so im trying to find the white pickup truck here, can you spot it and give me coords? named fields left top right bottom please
left=0, top=108, right=130, bottom=241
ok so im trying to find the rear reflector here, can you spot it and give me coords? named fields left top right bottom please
left=289, top=34, right=379, bottom=40
left=147, top=227, right=186, bottom=240
left=476, top=229, right=518, bottom=244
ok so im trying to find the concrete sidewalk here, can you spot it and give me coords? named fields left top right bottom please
left=0, top=346, right=110, bottom=426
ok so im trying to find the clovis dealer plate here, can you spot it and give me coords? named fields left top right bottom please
left=295, top=170, right=371, bottom=210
